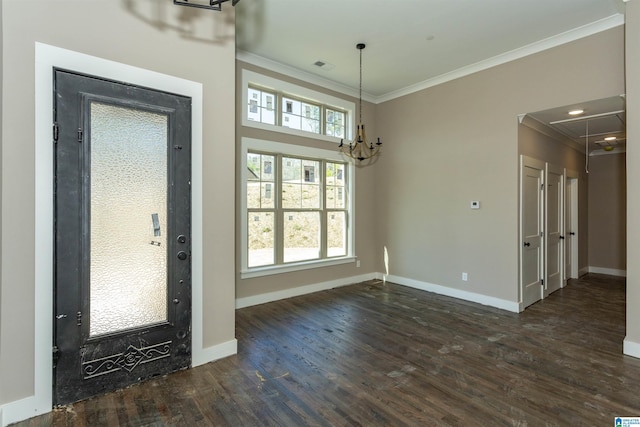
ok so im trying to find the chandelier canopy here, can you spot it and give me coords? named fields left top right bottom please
left=173, top=0, right=240, bottom=11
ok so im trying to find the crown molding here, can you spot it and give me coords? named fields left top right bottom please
left=376, top=14, right=625, bottom=103
left=237, top=13, right=624, bottom=105
left=235, top=50, right=377, bottom=103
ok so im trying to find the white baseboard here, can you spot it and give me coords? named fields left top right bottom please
left=383, top=274, right=521, bottom=313
left=1, top=395, right=47, bottom=427
left=236, top=272, right=519, bottom=313
left=624, top=338, right=640, bottom=359
left=235, top=272, right=379, bottom=309
left=192, top=338, right=238, bottom=367
left=588, top=266, right=627, bottom=277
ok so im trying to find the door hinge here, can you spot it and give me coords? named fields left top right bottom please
left=53, top=345, right=60, bottom=367
left=77, top=128, right=83, bottom=143
left=53, top=123, right=59, bottom=142
left=540, top=184, right=544, bottom=190
left=541, top=279, right=544, bottom=285
left=76, top=311, right=82, bottom=326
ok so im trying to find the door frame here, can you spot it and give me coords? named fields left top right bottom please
left=32, top=43, right=206, bottom=415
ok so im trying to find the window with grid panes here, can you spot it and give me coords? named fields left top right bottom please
left=247, top=87, right=276, bottom=125
left=282, top=97, right=321, bottom=134
left=243, top=72, right=354, bottom=142
left=245, top=151, right=349, bottom=270
left=325, top=108, right=345, bottom=138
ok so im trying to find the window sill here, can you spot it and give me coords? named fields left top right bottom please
left=240, top=256, right=356, bottom=279
left=243, top=118, right=344, bottom=145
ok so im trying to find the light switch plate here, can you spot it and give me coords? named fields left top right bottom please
left=470, top=201, right=480, bottom=209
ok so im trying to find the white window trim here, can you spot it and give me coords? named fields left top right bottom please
left=241, top=69, right=355, bottom=143
left=240, top=137, right=356, bottom=279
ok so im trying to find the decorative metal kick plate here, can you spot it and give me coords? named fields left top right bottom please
left=82, top=341, right=172, bottom=379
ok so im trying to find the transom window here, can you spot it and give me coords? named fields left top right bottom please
left=326, top=108, right=346, bottom=138
left=241, top=138, right=354, bottom=278
left=247, top=87, right=276, bottom=125
left=241, top=69, right=355, bottom=144
left=248, top=85, right=346, bottom=138
left=282, top=96, right=321, bottom=134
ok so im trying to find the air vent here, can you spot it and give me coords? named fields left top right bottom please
left=313, top=60, right=335, bottom=71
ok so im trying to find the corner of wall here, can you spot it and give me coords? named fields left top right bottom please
left=626, top=0, right=640, bottom=346
left=192, top=339, right=238, bottom=368
left=0, top=0, right=4, bottom=409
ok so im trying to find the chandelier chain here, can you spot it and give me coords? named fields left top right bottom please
left=359, top=47, right=363, bottom=124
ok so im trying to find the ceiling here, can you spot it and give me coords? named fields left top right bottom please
left=234, top=0, right=626, bottom=154
left=526, top=96, right=626, bottom=155
left=235, top=0, right=624, bottom=101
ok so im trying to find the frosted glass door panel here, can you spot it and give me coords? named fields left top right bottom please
left=89, top=102, right=168, bottom=336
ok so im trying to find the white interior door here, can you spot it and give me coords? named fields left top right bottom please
left=545, top=164, right=564, bottom=296
left=520, top=156, right=544, bottom=308
left=565, top=175, right=579, bottom=280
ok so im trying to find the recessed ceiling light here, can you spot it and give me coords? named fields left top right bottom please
left=605, top=136, right=616, bottom=141
left=568, top=109, right=584, bottom=115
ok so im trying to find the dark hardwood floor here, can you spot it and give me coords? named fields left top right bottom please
left=13, top=274, right=640, bottom=426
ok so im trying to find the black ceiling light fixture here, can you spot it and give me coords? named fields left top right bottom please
left=339, top=43, right=383, bottom=164
left=173, top=0, right=240, bottom=11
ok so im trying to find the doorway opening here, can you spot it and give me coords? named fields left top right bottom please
left=518, top=95, right=626, bottom=309
left=28, top=43, right=206, bottom=418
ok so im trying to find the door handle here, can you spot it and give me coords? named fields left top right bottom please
left=177, top=251, right=188, bottom=260
left=151, top=213, right=161, bottom=237
left=559, top=235, right=565, bottom=240
left=570, top=232, right=575, bottom=236
left=523, top=242, right=531, bottom=247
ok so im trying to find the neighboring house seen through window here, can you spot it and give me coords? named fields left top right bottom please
left=241, top=138, right=355, bottom=278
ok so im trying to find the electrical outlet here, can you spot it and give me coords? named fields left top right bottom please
left=356, top=259, right=361, bottom=268
left=462, top=272, right=468, bottom=281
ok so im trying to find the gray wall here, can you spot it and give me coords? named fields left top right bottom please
left=588, top=153, right=626, bottom=271
left=375, top=27, right=624, bottom=303
left=626, top=0, right=640, bottom=347
left=0, top=0, right=3, bottom=407
left=0, top=0, right=236, bottom=405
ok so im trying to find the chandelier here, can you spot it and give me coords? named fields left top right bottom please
left=173, top=0, right=240, bottom=11
left=339, top=43, right=382, bottom=163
